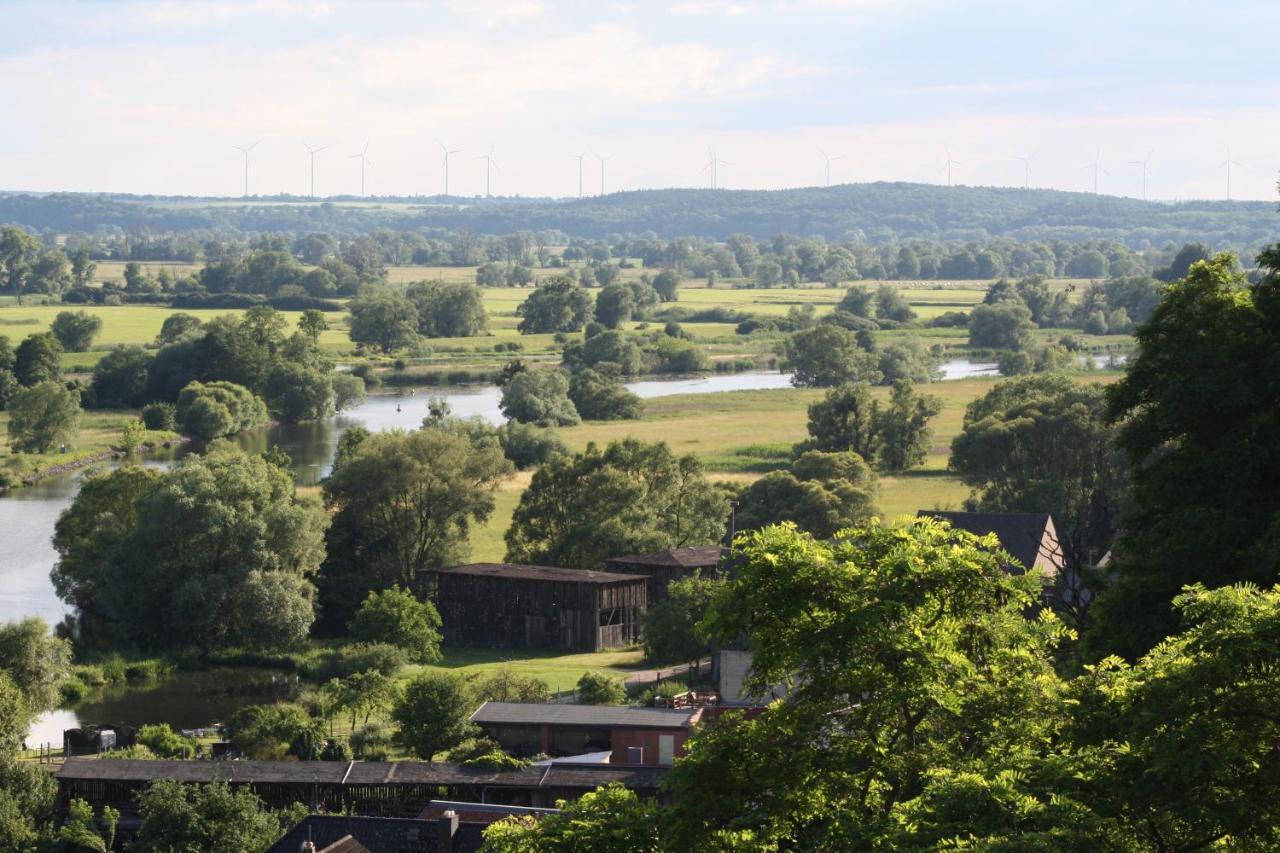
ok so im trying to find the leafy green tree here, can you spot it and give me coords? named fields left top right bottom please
left=13, top=332, right=61, bottom=386
left=331, top=373, right=366, bottom=412
left=516, top=275, right=593, bottom=333
left=1090, top=252, right=1280, bottom=659
left=349, top=585, right=443, bottom=663
left=797, top=382, right=878, bottom=460
left=140, top=402, right=176, bottom=431
left=6, top=381, right=80, bottom=453
left=58, top=797, right=118, bottom=852
left=320, top=426, right=512, bottom=629
left=838, top=284, right=874, bottom=317
left=661, top=520, right=1066, bottom=850
left=0, top=617, right=71, bottom=721
left=156, top=312, right=203, bottom=345
left=951, top=374, right=1126, bottom=584
left=734, top=451, right=878, bottom=539
left=466, top=666, right=551, bottom=704
left=49, top=310, right=102, bottom=352
left=406, top=280, right=488, bottom=337
left=225, top=702, right=326, bottom=760
left=297, top=308, right=328, bottom=342
left=562, top=329, right=646, bottom=375
left=651, top=269, right=682, bottom=302
left=60, top=445, right=326, bottom=651
left=392, top=671, right=475, bottom=759
left=874, top=380, right=943, bottom=473
left=348, top=287, right=419, bottom=353
left=0, top=336, right=16, bottom=411
left=1156, top=242, right=1213, bottom=282
left=505, top=439, right=728, bottom=570
left=874, top=284, right=916, bottom=322
left=0, top=227, right=39, bottom=302
left=136, top=724, right=198, bottom=759
left=568, top=369, right=643, bottom=420
left=499, top=369, right=580, bottom=427
left=0, top=755, right=58, bottom=850
left=89, top=345, right=151, bottom=408
left=967, top=301, right=1034, bottom=349
left=263, top=362, right=333, bottom=423
left=482, top=784, right=661, bottom=852
left=132, top=780, right=306, bottom=853
left=782, top=325, right=880, bottom=387
left=175, top=380, right=269, bottom=439
left=496, top=421, right=567, bottom=470
left=875, top=335, right=938, bottom=383
left=594, top=281, right=635, bottom=328
left=575, top=672, right=626, bottom=705
left=642, top=574, right=719, bottom=667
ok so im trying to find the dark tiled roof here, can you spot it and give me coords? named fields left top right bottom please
left=920, top=511, right=1062, bottom=574
left=471, top=701, right=700, bottom=730
left=320, top=837, right=372, bottom=853
left=268, top=815, right=483, bottom=853
left=427, top=562, right=646, bottom=584
left=605, top=546, right=725, bottom=569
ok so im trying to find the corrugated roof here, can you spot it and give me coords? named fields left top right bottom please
left=605, top=546, right=725, bottom=568
left=428, top=563, right=646, bottom=584
left=921, top=511, right=1062, bottom=575
left=470, top=701, right=699, bottom=729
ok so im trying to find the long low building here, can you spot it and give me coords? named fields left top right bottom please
left=471, top=701, right=701, bottom=766
left=418, top=562, right=647, bottom=652
left=603, top=545, right=725, bottom=602
left=55, top=758, right=670, bottom=827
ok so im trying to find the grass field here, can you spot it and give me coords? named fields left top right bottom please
left=0, top=408, right=178, bottom=487
left=409, top=645, right=646, bottom=691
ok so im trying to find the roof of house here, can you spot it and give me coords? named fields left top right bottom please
left=471, top=701, right=701, bottom=730
left=268, top=815, right=474, bottom=853
left=55, top=758, right=668, bottom=789
left=920, top=511, right=1063, bottom=574
left=419, top=800, right=560, bottom=825
left=605, top=546, right=725, bottom=569
left=426, top=562, right=646, bottom=585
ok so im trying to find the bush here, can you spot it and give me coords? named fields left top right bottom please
left=349, top=724, right=391, bottom=760
left=446, top=736, right=505, bottom=763
left=496, top=421, right=567, bottom=470
left=462, top=749, right=529, bottom=771
left=499, top=369, right=580, bottom=427
left=930, top=310, right=970, bottom=328
left=568, top=369, right=643, bottom=420
left=312, top=642, right=408, bottom=680
left=634, top=679, right=690, bottom=707
left=392, top=671, right=475, bottom=759
left=137, top=724, right=198, bottom=759
left=348, top=586, right=443, bottom=664
left=50, top=310, right=103, bottom=352
left=576, top=672, right=626, bottom=705
left=467, top=667, right=551, bottom=704
left=175, top=380, right=268, bottom=440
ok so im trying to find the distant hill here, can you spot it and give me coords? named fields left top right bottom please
left=1, top=183, right=1275, bottom=248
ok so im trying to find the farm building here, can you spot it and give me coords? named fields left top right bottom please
left=603, top=545, right=725, bottom=601
left=919, top=511, right=1065, bottom=580
left=419, top=563, right=647, bottom=652
left=471, top=701, right=702, bottom=765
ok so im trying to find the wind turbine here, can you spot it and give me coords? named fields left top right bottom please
left=1011, top=150, right=1037, bottom=189
left=303, top=142, right=328, bottom=198
left=475, top=145, right=498, bottom=197
left=819, top=148, right=845, bottom=187
left=233, top=141, right=259, bottom=197
left=436, top=138, right=462, bottom=197
left=702, top=148, right=731, bottom=189
left=1128, top=149, right=1154, bottom=200
left=594, top=153, right=610, bottom=196
left=350, top=142, right=372, bottom=197
left=570, top=153, right=586, bottom=199
left=1081, top=148, right=1105, bottom=194
left=941, top=147, right=961, bottom=187
left=1219, top=146, right=1242, bottom=200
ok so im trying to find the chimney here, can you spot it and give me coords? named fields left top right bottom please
left=437, top=809, right=460, bottom=853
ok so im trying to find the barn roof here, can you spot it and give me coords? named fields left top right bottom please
left=920, top=511, right=1063, bottom=575
left=605, top=546, right=725, bottom=569
left=268, top=816, right=472, bottom=853
left=427, top=562, right=646, bottom=584
left=471, top=701, right=700, bottom=730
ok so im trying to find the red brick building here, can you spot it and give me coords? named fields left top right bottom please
left=470, top=702, right=702, bottom=766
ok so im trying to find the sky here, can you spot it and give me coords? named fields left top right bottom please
left=1, top=0, right=1277, bottom=201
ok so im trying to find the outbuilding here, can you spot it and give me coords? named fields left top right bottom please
left=419, top=563, right=647, bottom=652
left=470, top=701, right=702, bottom=766
left=603, top=545, right=725, bottom=602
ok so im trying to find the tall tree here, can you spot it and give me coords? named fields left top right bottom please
left=1089, top=252, right=1280, bottom=659
left=6, top=381, right=80, bottom=453
left=347, top=287, right=419, bottom=353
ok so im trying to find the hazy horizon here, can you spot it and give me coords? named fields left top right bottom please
left=3, top=0, right=1277, bottom=201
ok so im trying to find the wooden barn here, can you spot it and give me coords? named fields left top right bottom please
left=603, top=546, right=725, bottom=602
left=419, top=563, right=647, bottom=652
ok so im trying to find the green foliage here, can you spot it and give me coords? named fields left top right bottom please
left=320, top=426, right=511, bottom=630
left=517, top=275, right=593, bottom=333
left=0, top=756, right=58, bottom=850
left=594, top=281, right=635, bottom=328
left=407, top=279, right=489, bottom=337
left=263, top=362, right=333, bottom=423
left=735, top=451, right=879, bottom=539
left=133, top=780, right=306, bottom=853
left=874, top=284, right=916, bottom=323
left=175, top=379, right=268, bottom=439
left=348, top=286, right=419, bottom=353
left=651, top=269, right=682, bottom=302
left=14, top=332, right=62, bottom=386
left=136, top=724, right=198, bottom=759
left=568, top=369, right=643, bottom=420
left=505, top=439, right=729, bottom=570
left=562, top=329, right=646, bottom=375
left=6, top=380, right=80, bottom=452
left=348, top=724, right=391, bottom=760
left=155, top=313, right=202, bottom=345
left=462, top=749, right=530, bottom=771
left=54, top=445, right=326, bottom=651
left=313, top=642, right=408, bottom=680
left=482, top=783, right=661, bottom=853
left=321, top=669, right=399, bottom=730
left=225, top=702, right=326, bottom=760
left=499, top=369, right=581, bottom=426
left=297, top=309, right=328, bottom=342
left=782, top=325, right=881, bottom=387
left=331, top=372, right=366, bottom=412
left=466, top=666, right=551, bottom=704
left=90, top=345, right=152, bottom=408
left=140, top=401, right=176, bottom=430
left=49, top=309, right=102, bottom=352
left=495, top=420, right=567, bottom=470
left=968, top=300, right=1034, bottom=350
left=392, top=671, right=475, bottom=759
left=58, top=797, right=118, bottom=852
left=349, top=585, right=443, bottom=663
left=643, top=575, right=719, bottom=665
left=1090, top=252, right=1280, bottom=659
left=576, top=671, right=626, bottom=705
left=875, top=335, right=939, bottom=384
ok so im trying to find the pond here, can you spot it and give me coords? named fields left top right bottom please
left=25, top=667, right=300, bottom=749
